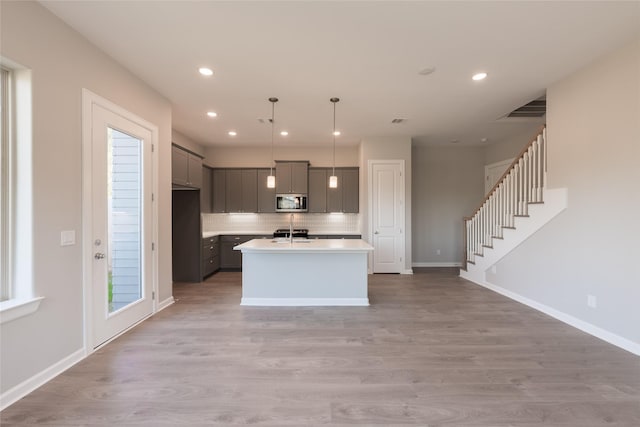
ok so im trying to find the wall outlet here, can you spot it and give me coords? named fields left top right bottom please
left=587, top=294, right=597, bottom=308
left=60, top=230, right=76, bottom=246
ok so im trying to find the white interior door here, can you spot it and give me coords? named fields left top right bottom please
left=89, top=99, right=154, bottom=348
left=485, top=158, right=514, bottom=194
left=370, top=160, right=404, bottom=273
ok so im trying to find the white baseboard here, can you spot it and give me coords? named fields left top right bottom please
left=241, top=297, right=369, bottom=306
left=402, top=269, right=414, bottom=275
left=474, top=279, right=640, bottom=356
left=157, top=296, right=175, bottom=312
left=413, top=262, right=463, bottom=268
left=0, top=348, right=85, bottom=411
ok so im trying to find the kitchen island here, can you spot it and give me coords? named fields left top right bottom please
left=234, top=238, right=374, bottom=306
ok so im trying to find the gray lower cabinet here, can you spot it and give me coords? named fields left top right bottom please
left=257, top=169, right=276, bottom=213
left=221, top=235, right=270, bottom=270
left=201, top=166, right=212, bottom=213
left=201, top=236, right=220, bottom=278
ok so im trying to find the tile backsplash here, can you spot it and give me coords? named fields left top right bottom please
left=202, top=213, right=360, bottom=234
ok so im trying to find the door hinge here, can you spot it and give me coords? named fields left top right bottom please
left=152, top=291, right=155, bottom=300
left=151, top=144, right=155, bottom=153
left=151, top=193, right=155, bottom=202
left=152, top=242, right=155, bottom=251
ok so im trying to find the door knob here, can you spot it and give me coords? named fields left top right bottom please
left=374, top=231, right=379, bottom=234
left=94, top=252, right=105, bottom=260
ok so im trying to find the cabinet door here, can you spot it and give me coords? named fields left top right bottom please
left=257, top=169, right=276, bottom=213
left=308, top=168, right=327, bottom=213
left=241, top=169, right=258, bottom=213
left=200, top=166, right=212, bottom=213
left=291, top=162, right=308, bottom=194
left=225, top=169, right=243, bottom=212
left=212, top=169, right=226, bottom=213
left=342, top=168, right=359, bottom=213
left=171, top=145, right=189, bottom=186
left=187, top=154, right=203, bottom=188
left=327, top=169, right=343, bottom=213
left=275, top=163, right=292, bottom=193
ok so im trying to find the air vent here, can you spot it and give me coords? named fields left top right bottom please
left=257, top=118, right=274, bottom=124
left=507, top=98, right=546, bottom=118
left=391, top=118, right=407, bottom=124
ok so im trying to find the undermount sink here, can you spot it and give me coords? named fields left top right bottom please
left=271, top=238, right=312, bottom=244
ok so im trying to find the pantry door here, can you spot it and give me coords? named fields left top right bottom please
left=83, top=90, right=157, bottom=349
left=369, top=160, right=405, bottom=273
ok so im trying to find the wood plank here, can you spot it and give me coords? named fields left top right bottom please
left=2, top=268, right=639, bottom=426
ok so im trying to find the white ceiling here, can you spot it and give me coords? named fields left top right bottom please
left=40, top=1, right=639, bottom=148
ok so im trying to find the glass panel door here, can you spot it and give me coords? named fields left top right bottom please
left=107, top=128, right=142, bottom=313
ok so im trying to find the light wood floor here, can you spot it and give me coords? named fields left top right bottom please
left=2, top=268, right=639, bottom=426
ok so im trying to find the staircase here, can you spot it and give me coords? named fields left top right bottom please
left=460, top=126, right=567, bottom=284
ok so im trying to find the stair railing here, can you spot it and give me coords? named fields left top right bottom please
left=463, top=125, right=547, bottom=269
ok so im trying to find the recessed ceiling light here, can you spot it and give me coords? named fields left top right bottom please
left=199, top=67, right=213, bottom=76
left=207, top=111, right=217, bottom=118
left=333, top=131, right=341, bottom=136
left=280, top=131, right=288, bottom=136
left=480, top=137, right=488, bottom=143
left=228, top=131, right=237, bottom=136
left=472, top=72, right=487, bottom=81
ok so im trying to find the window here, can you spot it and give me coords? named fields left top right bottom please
left=0, top=58, right=41, bottom=322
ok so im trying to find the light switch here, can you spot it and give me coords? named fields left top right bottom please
left=60, top=230, right=76, bottom=246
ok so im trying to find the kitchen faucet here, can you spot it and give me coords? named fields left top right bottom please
left=289, top=213, right=294, bottom=243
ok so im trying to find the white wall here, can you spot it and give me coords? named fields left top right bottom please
left=412, top=146, right=485, bottom=266
left=360, top=136, right=412, bottom=273
left=486, top=37, right=640, bottom=346
left=484, top=124, right=543, bottom=165
left=0, top=2, right=173, bottom=395
left=204, top=145, right=359, bottom=168
left=172, top=129, right=205, bottom=158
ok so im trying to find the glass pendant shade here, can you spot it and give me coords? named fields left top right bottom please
left=267, top=174, right=276, bottom=188
left=329, top=175, right=338, bottom=188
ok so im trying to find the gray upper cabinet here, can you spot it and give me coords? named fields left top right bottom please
left=342, top=168, right=359, bottom=213
left=257, top=169, right=276, bottom=213
left=221, top=169, right=258, bottom=213
left=308, top=168, right=327, bottom=213
left=327, top=167, right=359, bottom=213
left=241, top=169, right=258, bottom=213
left=212, top=169, right=226, bottom=213
left=200, top=166, right=212, bottom=213
left=171, top=144, right=203, bottom=188
left=275, top=161, right=308, bottom=194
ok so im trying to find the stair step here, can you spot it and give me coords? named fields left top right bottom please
left=514, top=214, right=530, bottom=218
left=502, top=226, right=516, bottom=230
left=482, top=245, right=493, bottom=249
left=492, top=236, right=504, bottom=240
left=474, top=252, right=484, bottom=257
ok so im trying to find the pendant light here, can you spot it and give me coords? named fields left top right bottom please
left=267, top=97, right=278, bottom=188
left=329, top=97, right=339, bottom=188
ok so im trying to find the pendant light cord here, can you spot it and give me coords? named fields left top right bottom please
left=332, top=99, right=337, bottom=176
left=269, top=98, right=277, bottom=175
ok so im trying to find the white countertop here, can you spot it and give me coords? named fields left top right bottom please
left=203, top=231, right=361, bottom=238
left=234, top=238, right=373, bottom=253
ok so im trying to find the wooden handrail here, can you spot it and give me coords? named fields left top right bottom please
left=467, top=125, right=545, bottom=218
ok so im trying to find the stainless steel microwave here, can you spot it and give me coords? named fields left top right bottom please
left=276, top=194, right=308, bottom=212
